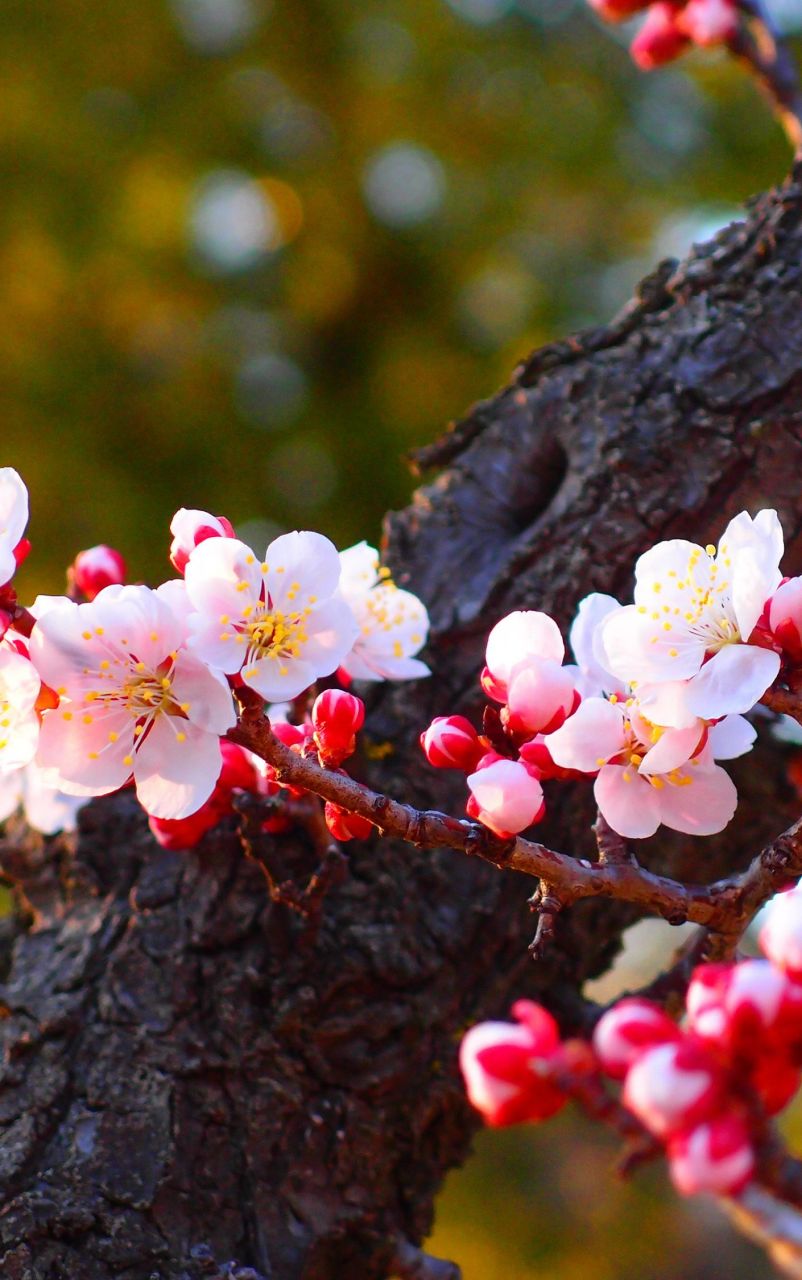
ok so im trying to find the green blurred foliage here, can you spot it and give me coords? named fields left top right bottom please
left=1, top=1, right=799, bottom=1275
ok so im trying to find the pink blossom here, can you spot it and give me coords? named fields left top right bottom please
left=31, top=584, right=236, bottom=820
left=0, top=645, right=41, bottom=774
left=466, top=757, right=544, bottom=837
left=485, top=611, right=564, bottom=691
left=70, top=545, right=127, bottom=601
left=623, top=1040, right=726, bottom=1138
left=759, top=888, right=802, bottom=982
left=504, top=659, right=578, bottom=736
left=597, top=511, right=783, bottom=722
left=170, top=507, right=236, bottom=574
left=0, top=468, right=29, bottom=590
left=459, top=1002, right=566, bottom=1126
left=630, top=3, right=690, bottom=69
left=544, top=696, right=737, bottom=839
left=420, top=715, right=483, bottom=771
left=337, top=542, right=430, bottom=682
left=0, top=761, right=87, bottom=835
left=678, top=0, right=738, bottom=46
left=184, top=531, right=359, bottom=702
left=667, top=1116, right=754, bottom=1198
left=592, top=998, right=681, bottom=1079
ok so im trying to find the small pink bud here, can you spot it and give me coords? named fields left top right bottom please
left=593, top=998, right=682, bottom=1079
left=459, top=1005, right=567, bottom=1127
left=667, top=1116, right=754, bottom=1198
left=169, top=508, right=236, bottom=573
left=480, top=665, right=507, bottom=704
left=677, top=0, right=738, bottom=45
left=466, top=758, right=545, bottom=837
left=70, top=545, right=127, bottom=601
left=630, top=3, right=689, bottom=70
left=769, top=578, right=802, bottom=663
left=312, top=689, right=365, bottom=766
left=504, top=658, right=577, bottom=736
left=760, top=889, right=802, bottom=982
left=420, top=715, right=483, bottom=771
left=324, top=800, right=374, bottom=842
left=623, top=1040, right=725, bottom=1139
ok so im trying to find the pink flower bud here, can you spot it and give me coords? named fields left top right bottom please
left=218, top=741, right=261, bottom=794
left=593, top=998, right=682, bottom=1079
left=769, top=578, right=802, bottom=663
left=667, top=1116, right=754, bottom=1197
left=420, top=715, right=483, bottom=771
left=149, top=802, right=221, bottom=851
left=622, top=1040, right=725, bottom=1139
left=586, top=0, right=651, bottom=19
left=169, top=508, right=236, bottom=573
left=630, top=3, right=689, bottom=70
left=459, top=1005, right=567, bottom=1127
left=677, top=0, right=738, bottom=45
left=70, top=545, right=127, bottom=601
left=505, top=658, right=578, bottom=735
left=760, top=889, right=802, bottom=982
left=686, top=959, right=802, bottom=1058
left=466, top=758, right=545, bottom=837
left=312, top=689, right=366, bottom=766
left=485, top=611, right=564, bottom=687
left=324, top=800, right=374, bottom=842
left=480, top=665, right=507, bottom=704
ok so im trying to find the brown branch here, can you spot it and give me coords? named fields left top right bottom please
left=733, top=0, right=802, bottom=154
left=230, top=708, right=802, bottom=940
left=387, top=1238, right=461, bottom=1280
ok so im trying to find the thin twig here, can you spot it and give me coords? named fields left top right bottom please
left=733, top=0, right=802, bottom=154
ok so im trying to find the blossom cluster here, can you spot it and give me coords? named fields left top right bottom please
left=0, top=469, right=430, bottom=840
left=461, top=886, right=802, bottom=1201
left=421, top=508, right=800, bottom=841
left=587, top=0, right=739, bottom=69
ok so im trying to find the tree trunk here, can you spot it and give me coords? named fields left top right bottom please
left=3, top=165, right=802, bottom=1280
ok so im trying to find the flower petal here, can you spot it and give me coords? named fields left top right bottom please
left=639, top=724, right=703, bottom=776
left=657, top=765, right=737, bottom=836
left=485, top=611, right=564, bottom=683
left=569, top=594, right=626, bottom=697
left=171, top=653, right=236, bottom=735
left=544, top=697, right=626, bottom=773
left=134, top=717, right=222, bottom=820
left=707, top=714, right=756, bottom=760
left=686, top=644, right=780, bottom=719
left=594, top=765, right=661, bottom=839
left=263, top=531, right=341, bottom=611
left=597, top=606, right=703, bottom=685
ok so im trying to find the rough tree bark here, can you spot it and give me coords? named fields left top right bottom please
left=3, top=164, right=802, bottom=1280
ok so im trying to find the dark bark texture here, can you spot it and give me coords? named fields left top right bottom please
left=4, top=167, right=802, bottom=1279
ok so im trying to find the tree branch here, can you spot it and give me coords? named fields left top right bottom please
left=734, top=0, right=802, bottom=154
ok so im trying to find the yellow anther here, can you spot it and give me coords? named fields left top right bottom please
left=123, top=755, right=133, bottom=766
left=705, top=544, right=716, bottom=556
left=176, top=732, right=187, bottom=744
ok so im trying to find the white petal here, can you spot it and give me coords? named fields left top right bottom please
left=657, top=765, right=738, bottom=836
left=134, top=717, right=222, bottom=820
left=485, top=611, right=564, bottom=683
left=171, top=653, right=236, bottom=734
left=242, top=656, right=319, bottom=702
left=598, top=606, right=703, bottom=685
left=184, top=537, right=263, bottom=618
left=298, top=595, right=361, bottom=675
left=0, top=468, right=28, bottom=583
left=633, top=539, right=712, bottom=611
left=263, top=531, right=341, bottom=611
left=569, top=594, right=627, bottom=696
left=338, top=541, right=380, bottom=598
left=545, top=698, right=626, bottom=773
left=731, top=546, right=780, bottom=642
left=686, top=645, right=780, bottom=719
left=720, top=509, right=783, bottom=572
left=37, top=707, right=134, bottom=796
left=639, top=724, right=703, bottom=775
left=707, top=715, right=756, bottom=760
left=594, top=765, right=661, bottom=839
left=635, top=679, right=699, bottom=729
left=0, top=770, right=22, bottom=822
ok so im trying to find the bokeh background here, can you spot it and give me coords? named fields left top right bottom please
left=3, top=0, right=801, bottom=1274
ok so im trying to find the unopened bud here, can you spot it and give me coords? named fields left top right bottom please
left=70, top=545, right=127, bottom=601
left=593, top=998, right=681, bottom=1079
left=420, top=715, right=483, bottom=771
left=169, top=508, right=236, bottom=573
left=667, top=1116, right=754, bottom=1198
left=312, top=689, right=365, bottom=766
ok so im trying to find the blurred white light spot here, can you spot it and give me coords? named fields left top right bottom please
left=235, top=352, right=308, bottom=429
left=765, top=0, right=802, bottom=33
left=190, top=171, right=277, bottom=273
left=171, top=0, right=263, bottom=53
left=267, top=439, right=338, bottom=512
left=363, top=143, right=446, bottom=229
left=445, top=0, right=514, bottom=23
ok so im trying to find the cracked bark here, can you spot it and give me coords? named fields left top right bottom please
left=4, top=166, right=802, bottom=1278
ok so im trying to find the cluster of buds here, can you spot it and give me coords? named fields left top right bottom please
left=587, top=0, right=739, bottom=70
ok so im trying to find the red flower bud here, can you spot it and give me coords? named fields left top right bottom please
left=667, top=1115, right=754, bottom=1197
left=70, top=545, right=127, bottom=601
left=593, top=998, right=682, bottom=1079
left=324, top=800, right=374, bottom=842
left=587, top=0, right=651, bottom=20
left=312, top=689, right=365, bottom=766
left=630, top=3, right=689, bottom=70
left=420, top=715, right=483, bottom=771
left=460, top=1003, right=567, bottom=1127
left=623, top=1039, right=726, bottom=1139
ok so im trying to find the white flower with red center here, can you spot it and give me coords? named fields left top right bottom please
left=544, top=695, right=738, bottom=839
left=0, top=468, right=30, bottom=590
left=622, top=1039, right=726, bottom=1139
left=30, top=584, right=236, bottom=820
left=0, top=645, right=41, bottom=774
left=185, top=531, right=358, bottom=702
left=597, top=511, right=783, bottom=723
left=169, top=507, right=236, bottom=573
left=337, top=542, right=429, bottom=682
left=0, top=761, right=86, bottom=835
